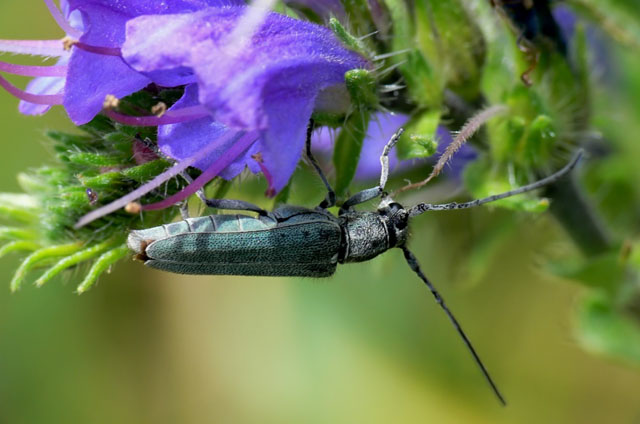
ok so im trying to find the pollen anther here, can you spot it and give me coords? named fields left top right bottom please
left=125, top=202, right=142, bottom=214
left=151, top=102, right=167, bottom=117
left=103, top=95, right=120, bottom=110
left=62, top=36, right=78, bottom=52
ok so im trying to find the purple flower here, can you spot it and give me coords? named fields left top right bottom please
left=121, top=6, right=367, bottom=198
left=1, top=0, right=239, bottom=124
left=312, top=113, right=412, bottom=180
left=64, top=0, right=245, bottom=124
left=0, top=1, right=74, bottom=116
left=157, top=84, right=262, bottom=181
left=552, top=4, right=612, bottom=79
left=75, top=4, right=367, bottom=226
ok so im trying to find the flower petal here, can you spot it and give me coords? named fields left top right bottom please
left=122, top=6, right=367, bottom=191
left=65, top=52, right=152, bottom=124
left=18, top=76, right=66, bottom=116
left=312, top=113, right=412, bottom=181
left=122, top=6, right=368, bottom=130
left=64, top=0, right=243, bottom=124
left=18, top=55, right=68, bottom=116
left=67, top=0, right=243, bottom=18
left=158, top=85, right=261, bottom=179
left=259, top=90, right=316, bottom=192
left=354, top=113, right=410, bottom=180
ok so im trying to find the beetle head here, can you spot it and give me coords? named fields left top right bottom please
left=378, top=197, right=409, bottom=248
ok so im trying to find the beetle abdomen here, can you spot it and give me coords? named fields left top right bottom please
left=145, top=261, right=337, bottom=277
left=129, top=217, right=342, bottom=277
left=127, top=214, right=276, bottom=253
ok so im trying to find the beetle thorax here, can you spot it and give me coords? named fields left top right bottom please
left=339, top=208, right=409, bottom=264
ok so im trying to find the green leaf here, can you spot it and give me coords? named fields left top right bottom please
left=547, top=252, right=626, bottom=294
left=331, top=68, right=377, bottom=197
left=383, top=0, right=442, bottom=108
left=329, top=18, right=368, bottom=55
left=0, top=194, right=39, bottom=223
left=103, top=132, right=135, bottom=145
left=76, top=245, right=129, bottom=294
left=0, top=241, right=41, bottom=259
left=524, top=115, right=557, bottom=166
left=333, top=110, right=371, bottom=197
left=68, top=153, right=126, bottom=168
left=576, top=293, right=640, bottom=365
left=396, top=110, right=440, bottom=160
left=121, top=159, right=170, bottom=182
left=78, top=172, right=125, bottom=189
left=569, top=0, right=640, bottom=51
left=464, top=158, right=550, bottom=212
left=10, top=243, right=83, bottom=292
left=339, top=0, right=376, bottom=40
left=35, top=238, right=122, bottom=287
left=0, top=227, right=37, bottom=240
left=273, top=180, right=291, bottom=207
left=414, top=0, right=486, bottom=100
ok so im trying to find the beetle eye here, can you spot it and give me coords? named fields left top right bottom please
left=393, top=209, right=408, bottom=230
left=395, top=217, right=407, bottom=230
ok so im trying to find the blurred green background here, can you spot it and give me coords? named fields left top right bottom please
left=1, top=2, right=640, bottom=423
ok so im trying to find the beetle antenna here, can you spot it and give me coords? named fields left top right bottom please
left=339, top=128, right=404, bottom=213
left=305, top=119, right=337, bottom=209
left=409, top=149, right=583, bottom=217
left=401, top=246, right=507, bottom=406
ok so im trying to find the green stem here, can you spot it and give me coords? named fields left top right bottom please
left=35, top=238, right=121, bottom=287
left=0, top=241, right=41, bottom=258
left=76, top=245, right=129, bottom=294
left=0, top=227, right=37, bottom=240
left=544, top=175, right=612, bottom=256
left=10, top=243, right=83, bottom=292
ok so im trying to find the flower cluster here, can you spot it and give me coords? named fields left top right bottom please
left=1, top=1, right=374, bottom=223
left=0, top=0, right=434, bottom=290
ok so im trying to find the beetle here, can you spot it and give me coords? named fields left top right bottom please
left=128, top=122, right=582, bottom=406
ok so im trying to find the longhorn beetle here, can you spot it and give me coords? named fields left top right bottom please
left=128, top=122, right=583, bottom=405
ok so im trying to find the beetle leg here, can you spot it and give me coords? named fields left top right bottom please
left=178, top=172, right=269, bottom=216
left=134, top=135, right=269, bottom=215
left=179, top=200, right=190, bottom=219
left=200, top=197, right=269, bottom=215
left=339, top=128, right=404, bottom=214
left=305, top=119, right=337, bottom=209
left=192, top=183, right=268, bottom=215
